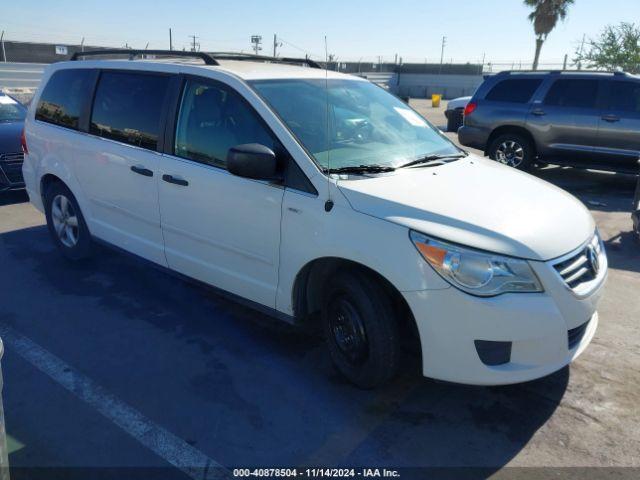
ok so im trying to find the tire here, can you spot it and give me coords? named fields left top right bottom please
left=44, top=182, right=93, bottom=260
left=446, top=112, right=462, bottom=132
left=321, top=269, right=400, bottom=388
left=488, top=133, right=535, bottom=170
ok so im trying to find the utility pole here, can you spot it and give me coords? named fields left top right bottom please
left=1, top=31, right=6, bottom=63
left=577, top=33, right=586, bottom=70
left=563, top=53, right=568, bottom=70
left=80, top=37, right=85, bottom=52
left=272, top=34, right=281, bottom=57
left=251, top=35, right=262, bottom=55
left=189, top=35, right=199, bottom=52
left=439, top=36, right=447, bottom=74
left=169, top=28, right=173, bottom=51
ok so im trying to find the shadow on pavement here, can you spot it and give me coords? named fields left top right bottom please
left=0, top=224, right=569, bottom=473
left=0, top=190, right=29, bottom=207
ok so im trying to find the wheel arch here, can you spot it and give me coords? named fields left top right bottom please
left=292, top=256, right=422, bottom=358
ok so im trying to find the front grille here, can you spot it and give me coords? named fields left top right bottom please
left=553, top=235, right=602, bottom=292
left=568, top=320, right=590, bottom=349
left=0, top=152, right=25, bottom=185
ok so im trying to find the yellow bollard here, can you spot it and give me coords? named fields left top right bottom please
left=431, top=94, right=442, bottom=108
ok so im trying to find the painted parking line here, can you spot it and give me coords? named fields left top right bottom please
left=0, top=323, right=231, bottom=480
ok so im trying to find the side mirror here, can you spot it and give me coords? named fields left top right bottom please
left=227, top=144, right=279, bottom=181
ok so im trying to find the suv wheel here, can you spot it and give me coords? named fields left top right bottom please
left=488, top=133, right=534, bottom=170
left=44, top=182, right=93, bottom=260
left=322, top=269, right=400, bottom=388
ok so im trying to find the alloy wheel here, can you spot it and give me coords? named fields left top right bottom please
left=495, top=140, right=525, bottom=167
left=51, top=194, right=79, bottom=248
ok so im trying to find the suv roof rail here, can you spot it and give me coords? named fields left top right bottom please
left=70, top=49, right=219, bottom=65
left=496, top=69, right=628, bottom=76
left=207, top=52, right=322, bottom=69
left=70, top=49, right=323, bottom=69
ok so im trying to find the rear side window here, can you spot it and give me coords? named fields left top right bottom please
left=90, top=71, right=170, bottom=151
left=174, top=79, right=278, bottom=168
left=609, top=81, right=640, bottom=113
left=485, top=79, right=542, bottom=103
left=36, top=69, right=94, bottom=130
left=544, top=79, right=599, bottom=109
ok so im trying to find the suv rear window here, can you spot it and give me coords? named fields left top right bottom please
left=544, top=79, right=599, bottom=109
left=609, top=81, right=640, bottom=113
left=485, top=79, right=542, bottom=103
left=36, top=69, right=95, bottom=130
left=90, top=71, right=171, bottom=151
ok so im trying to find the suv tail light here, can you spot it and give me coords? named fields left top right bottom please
left=21, top=127, right=28, bottom=154
left=463, top=102, right=477, bottom=116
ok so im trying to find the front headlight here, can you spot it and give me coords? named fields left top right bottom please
left=410, top=231, right=543, bottom=296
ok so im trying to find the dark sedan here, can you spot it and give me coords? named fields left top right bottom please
left=0, top=93, right=27, bottom=191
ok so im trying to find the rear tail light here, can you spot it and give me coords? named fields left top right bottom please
left=463, top=102, right=477, bottom=116
left=21, top=127, right=28, bottom=154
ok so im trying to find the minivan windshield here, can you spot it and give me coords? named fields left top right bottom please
left=251, top=79, right=461, bottom=172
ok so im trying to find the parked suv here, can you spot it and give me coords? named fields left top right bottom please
left=459, top=70, right=640, bottom=173
left=23, top=51, right=607, bottom=387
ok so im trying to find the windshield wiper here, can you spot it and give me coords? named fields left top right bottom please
left=398, top=153, right=466, bottom=169
left=325, top=164, right=396, bottom=174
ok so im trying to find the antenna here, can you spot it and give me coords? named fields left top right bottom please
left=324, top=35, right=334, bottom=212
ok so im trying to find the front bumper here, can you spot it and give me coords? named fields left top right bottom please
left=0, top=152, right=25, bottom=191
left=403, top=244, right=607, bottom=385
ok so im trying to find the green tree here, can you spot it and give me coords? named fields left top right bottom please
left=574, top=23, right=640, bottom=73
left=524, top=0, right=574, bottom=70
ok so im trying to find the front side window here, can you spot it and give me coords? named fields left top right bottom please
left=609, top=81, right=640, bottom=113
left=485, top=78, right=543, bottom=103
left=174, top=79, right=277, bottom=168
left=0, top=95, right=26, bottom=122
left=90, top=71, right=170, bottom=150
left=36, top=69, right=94, bottom=129
left=544, top=79, right=599, bottom=109
left=251, top=79, right=460, bottom=171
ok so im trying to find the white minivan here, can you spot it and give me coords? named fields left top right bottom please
left=22, top=51, right=607, bottom=388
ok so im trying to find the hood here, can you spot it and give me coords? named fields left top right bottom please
left=446, top=96, right=471, bottom=110
left=0, top=121, right=24, bottom=154
left=337, top=156, right=594, bottom=261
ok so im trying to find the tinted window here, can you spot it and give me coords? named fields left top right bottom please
left=36, top=69, right=94, bottom=129
left=485, top=78, right=542, bottom=103
left=544, top=79, right=599, bottom=108
left=174, top=80, right=277, bottom=168
left=609, top=81, right=640, bottom=113
left=90, top=71, right=170, bottom=150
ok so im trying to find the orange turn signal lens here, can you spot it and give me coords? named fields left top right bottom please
left=415, top=242, right=447, bottom=267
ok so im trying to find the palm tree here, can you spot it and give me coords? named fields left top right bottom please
left=524, top=0, right=574, bottom=70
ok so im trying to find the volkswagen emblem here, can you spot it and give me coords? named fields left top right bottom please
left=587, top=245, right=600, bottom=274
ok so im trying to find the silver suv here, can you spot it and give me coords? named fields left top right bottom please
left=459, top=70, right=640, bottom=173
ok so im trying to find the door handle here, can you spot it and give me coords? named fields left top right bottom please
left=531, top=109, right=546, bottom=116
left=162, top=174, right=189, bottom=186
left=130, top=165, right=153, bottom=177
left=602, top=114, right=620, bottom=123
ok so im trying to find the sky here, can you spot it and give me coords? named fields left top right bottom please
left=2, top=0, right=638, bottom=66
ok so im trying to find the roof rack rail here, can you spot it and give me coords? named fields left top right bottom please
left=496, top=69, right=627, bottom=76
left=70, top=49, right=219, bottom=65
left=208, top=52, right=322, bottom=69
